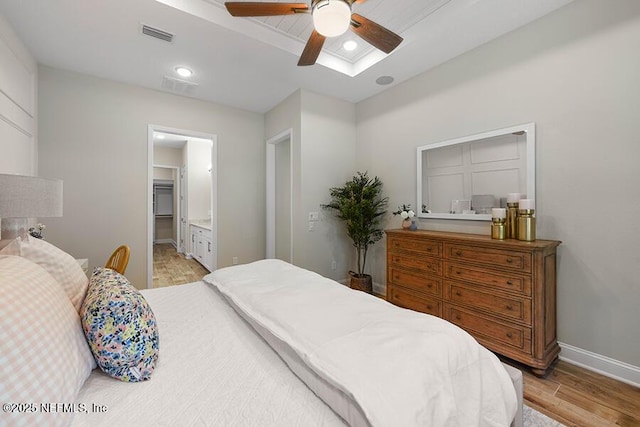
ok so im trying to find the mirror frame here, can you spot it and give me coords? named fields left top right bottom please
left=416, top=123, right=535, bottom=221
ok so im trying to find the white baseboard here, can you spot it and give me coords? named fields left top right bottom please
left=154, top=238, right=174, bottom=245
left=372, top=281, right=385, bottom=296
left=559, top=342, right=640, bottom=388
left=337, top=279, right=385, bottom=296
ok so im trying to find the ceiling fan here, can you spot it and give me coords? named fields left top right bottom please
left=224, top=0, right=403, bottom=66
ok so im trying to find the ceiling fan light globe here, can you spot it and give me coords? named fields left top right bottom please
left=313, top=0, right=351, bottom=37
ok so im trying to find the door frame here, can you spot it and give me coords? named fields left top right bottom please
left=147, top=124, right=218, bottom=289
left=266, top=128, right=293, bottom=261
left=152, top=165, right=180, bottom=246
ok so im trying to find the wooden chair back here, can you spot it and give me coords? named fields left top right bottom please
left=105, top=245, right=130, bottom=275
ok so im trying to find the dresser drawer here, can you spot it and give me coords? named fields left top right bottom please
left=388, top=285, right=441, bottom=317
left=445, top=282, right=531, bottom=325
left=388, top=236, right=442, bottom=257
left=445, top=262, right=531, bottom=296
left=388, top=267, right=442, bottom=297
left=389, top=254, right=442, bottom=276
left=445, top=244, right=531, bottom=273
left=444, top=305, right=531, bottom=354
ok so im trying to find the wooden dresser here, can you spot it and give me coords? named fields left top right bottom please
left=386, top=229, right=561, bottom=376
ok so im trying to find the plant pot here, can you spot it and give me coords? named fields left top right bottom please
left=402, top=219, right=411, bottom=229
left=349, top=271, right=372, bottom=294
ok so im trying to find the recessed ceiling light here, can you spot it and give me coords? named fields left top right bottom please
left=175, top=67, right=193, bottom=78
left=376, top=75, right=394, bottom=85
left=343, top=40, right=358, bottom=51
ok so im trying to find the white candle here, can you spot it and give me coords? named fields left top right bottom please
left=507, top=193, right=522, bottom=203
left=519, top=199, right=535, bottom=210
left=492, top=208, right=506, bottom=219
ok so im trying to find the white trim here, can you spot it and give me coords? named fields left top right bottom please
left=372, top=281, right=385, bottom=296
left=266, top=128, right=294, bottom=262
left=147, top=124, right=218, bottom=289
left=152, top=164, right=180, bottom=251
left=558, top=342, right=640, bottom=388
left=153, top=238, right=175, bottom=245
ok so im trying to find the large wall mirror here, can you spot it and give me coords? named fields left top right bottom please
left=417, top=123, right=535, bottom=220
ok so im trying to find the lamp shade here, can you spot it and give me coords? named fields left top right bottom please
left=0, top=174, right=63, bottom=218
left=313, top=0, right=351, bottom=37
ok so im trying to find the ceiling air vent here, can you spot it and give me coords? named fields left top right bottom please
left=141, top=24, right=174, bottom=43
left=161, top=76, right=199, bottom=95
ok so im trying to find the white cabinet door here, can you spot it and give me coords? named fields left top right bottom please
left=190, top=224, right=213, bottom=272
left=204, top=238, right=213, bottom=271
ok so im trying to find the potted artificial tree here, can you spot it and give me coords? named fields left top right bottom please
left=322, top=171, right=388, bottom=293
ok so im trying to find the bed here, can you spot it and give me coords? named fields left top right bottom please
left=0, top=236, right=522, bottom=427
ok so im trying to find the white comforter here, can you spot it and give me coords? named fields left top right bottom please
left=72, top=281, right=345, bottom=427
left=205, top=259, right=518, bottom=427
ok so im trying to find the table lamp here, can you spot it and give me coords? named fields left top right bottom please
left=0, top=173, right=63, bottom=241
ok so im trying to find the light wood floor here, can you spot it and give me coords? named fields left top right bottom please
left=153, top=249, right=639, bottom=425
left=153, top=243, right=209, bottom=288
left=502, top=357, right=640, bottom=427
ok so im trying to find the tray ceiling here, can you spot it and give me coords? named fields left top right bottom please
left=201, top=0, right=451, bottom=74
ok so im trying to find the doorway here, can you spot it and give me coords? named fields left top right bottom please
left=147, top=125, right=218, bottom=289
left=266, top=129, right=293, bottom=262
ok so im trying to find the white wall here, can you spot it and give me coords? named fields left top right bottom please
left=186, top=138, right=212, bottom=222
left=265, top=89, right=357, bottom=282
left=356, top=0, right=640, bottom=371
left=154, top=146, right=182, bottom=167
left=299, top=90, right=357, bottom=281
left=38, top=66, right=265, bottom=288
left=0, top=12, right=36, bottom=176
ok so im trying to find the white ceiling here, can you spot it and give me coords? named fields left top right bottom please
left=0, top=0, right=574, bottom=113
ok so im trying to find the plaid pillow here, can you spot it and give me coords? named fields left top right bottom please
left=0, top=235, right=88, bottom=312
left=0, top=255, right=96, bottom=427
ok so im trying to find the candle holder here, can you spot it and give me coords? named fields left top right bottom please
left=517, top=209, right=536, bottom=241
left=506, top=202, right=519, bottom=239
left=491, top=208, right=506, bottom=240
left=491, top=217, right=506, bottom=240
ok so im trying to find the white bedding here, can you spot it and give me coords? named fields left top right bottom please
left=72, top=281, right=345, bottom=426
left=205, top=259, right=518, bottom=427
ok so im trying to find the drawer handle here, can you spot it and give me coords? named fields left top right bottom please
left=455, top=291, right=462, bottom=297
left=426, top=248, right=432, bottom=252
left=506, top=304, right=513, bottom=311
left=455, top=251, right=462, bottom=256
left=426, top=305, right=432, bottom=310
left=456, top=314, right=462, bottom=320
left=506, top=280, right=514, bottom=286
left=426, top=284, right=432, bottom=289
left=506, top=332, right=513, bottom=338
left=506, top=258, right=513, bottom=264
left=456, top=270, right=462, bottom=275
left=394, top=275, right=399, bottom=280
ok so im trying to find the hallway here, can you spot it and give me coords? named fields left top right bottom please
left=153, top=243, right=209, bottom=288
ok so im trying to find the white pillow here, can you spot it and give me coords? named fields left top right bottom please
left=0, top=235, right=88, bottom=312
left=0, top=255, right=96, bottom=427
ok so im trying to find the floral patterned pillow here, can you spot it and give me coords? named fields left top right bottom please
left=81, top=267, right=159, bottom=382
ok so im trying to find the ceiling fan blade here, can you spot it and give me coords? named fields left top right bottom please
left=298, top=30, right=326, bottom=66
left=350, top=13, right=403, bottom=54
left=225, top=2, right=308, bottom=17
